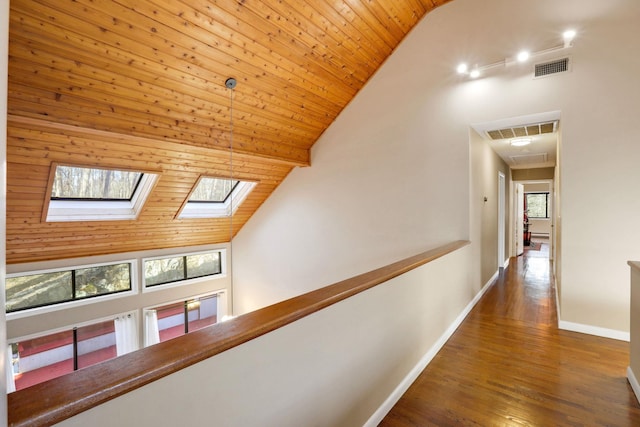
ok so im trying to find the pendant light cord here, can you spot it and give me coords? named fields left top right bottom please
left=229, top=85, right=234, bottom=256
left=225, top=77, right=236, bottom=316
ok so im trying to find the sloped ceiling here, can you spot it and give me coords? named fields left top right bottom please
left=7, top=0, right=452, bottom=263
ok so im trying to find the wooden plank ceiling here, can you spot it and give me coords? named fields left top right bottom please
left=7, top=0, right=451, bottom=264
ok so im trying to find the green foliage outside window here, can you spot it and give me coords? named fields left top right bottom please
left=52, top=165, right=142, bottom=200
left=144, top=251, right=222, bottom=287
left=6, top=263, right=132, bottom=313
left=526, top=193, right=549, bottom=218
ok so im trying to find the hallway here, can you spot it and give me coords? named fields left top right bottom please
left=380, top=240, right=640, bottom=426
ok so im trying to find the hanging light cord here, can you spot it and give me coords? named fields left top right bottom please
left=225, top=77, right=236, bottom=316
left=229, top=85, right=234, bottom=254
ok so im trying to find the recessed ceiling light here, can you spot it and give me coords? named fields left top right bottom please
left=457, top=63, right=468, bottom=74
left=511, top=138, right=532, bottom=147
left=563, top=29, right=577, bottom=47
left=469, top=68, right=480, bottom=79
left=517, top=51, right=530, bottom=62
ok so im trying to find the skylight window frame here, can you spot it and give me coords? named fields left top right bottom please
left=43, top=163, right=161, bottom=222
left=50, top=166, right=144, bottom=202
left=187, top=178, right=240, bottom=204
left=176, top=175, right=257, bottom=219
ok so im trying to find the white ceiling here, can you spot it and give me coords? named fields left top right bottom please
left=471, top=111, right=559, bottom=170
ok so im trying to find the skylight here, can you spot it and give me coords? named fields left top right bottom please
left=44, top=164, right=160, bottom=222
left=178, top=176, right=256, bottom=218
left=51, top=166, right=143, bottom=201
left=188, top=177, right=239, bottom=203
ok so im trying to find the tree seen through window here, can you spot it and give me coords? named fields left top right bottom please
left=525, top=193, right=549, bottom=218
left=51, top=165, right=143, bottom=200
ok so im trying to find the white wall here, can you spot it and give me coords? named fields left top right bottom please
left=469, top=129, right=511, bottom=285
left=555, top=1, right=640, bottom=334
left=232, top=5, right=475, bottom=316
left=234, top=0, right=640, bottom=335
left=529, top=218, right=551, bottom=237
left=1, top=0, right=9, bottom=423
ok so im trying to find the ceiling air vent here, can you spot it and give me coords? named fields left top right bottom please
left=535, top=57, right=570, bottom=78
left=485, top=121, right=558, bottom=140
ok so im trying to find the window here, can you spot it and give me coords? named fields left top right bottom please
left=525, top=192, right=550, bottom=218
left=144, top=293, right=221, bottom=346
left=6, top=262, right=133, bottom=313
left=44, top=164, right=160, bottom=222
left=143, top=251, right=223, bottom=288
left=177, top=176, right=256, bottom=218
left=51, top=165, right=143, bottom=200
left=9, top=318, right=122, bottom=391
left=188, top=177, right=238, bottom=202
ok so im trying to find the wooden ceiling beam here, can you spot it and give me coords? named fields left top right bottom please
left=8, top=115, right=310, bottom=167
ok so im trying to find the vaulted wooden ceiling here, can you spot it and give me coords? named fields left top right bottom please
left=7, top=0, right=451, bottom=264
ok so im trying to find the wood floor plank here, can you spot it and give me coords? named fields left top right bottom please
left=380, top=241, right=640, bottom=426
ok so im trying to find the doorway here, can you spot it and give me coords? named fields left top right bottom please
left=517, top=180, right=553, bottom=260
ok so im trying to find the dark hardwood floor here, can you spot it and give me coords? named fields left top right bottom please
left=380, top=240, right=640, bottom=426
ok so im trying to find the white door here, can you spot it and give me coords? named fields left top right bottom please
left=515, top=183, right=524, bottom=256
left=498, top=172, right=506, bottom=268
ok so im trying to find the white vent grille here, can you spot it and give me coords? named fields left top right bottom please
left=485, top=121, right=557, bottom=140
left=535, top=58, right=569, bottom=78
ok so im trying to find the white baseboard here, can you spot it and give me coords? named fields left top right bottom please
left=502, top=258, right=510, bottom=269
left=558, top=320, right=630, bottom=342
left=627, top=367, right=640, bottom=405
left=363, top=270, right=498, bottom=427
left=553, top=272, right=561, bottom=327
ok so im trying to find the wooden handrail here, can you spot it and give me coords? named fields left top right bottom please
left=8, top=240, right=470, bottom=427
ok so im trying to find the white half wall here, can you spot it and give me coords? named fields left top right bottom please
left=56, top=246, right=474, bottom=427
left=234, top=0, right=640, bottom=334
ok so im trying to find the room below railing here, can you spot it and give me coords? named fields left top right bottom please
left=8, top=240, right=470, bottom=427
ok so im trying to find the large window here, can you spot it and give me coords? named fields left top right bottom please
left=8, top=314, right=137, bottom=392
left=525, top=192, right=550, bottom=219
left=45, top=163, right=159, bottom=222
left=177, top=176, right=256, bottom=218
left=143, top=251, right=223, bottom=288
left=144, top=293, right=220, bottom=346
left=6, top=262, right=133, bottom=313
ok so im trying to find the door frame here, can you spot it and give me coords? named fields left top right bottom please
left=515, top=183, right=524, bottom=256
left=513, top=179, right=554, bottom=259
left=498, top=172, right=506, bottom=268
